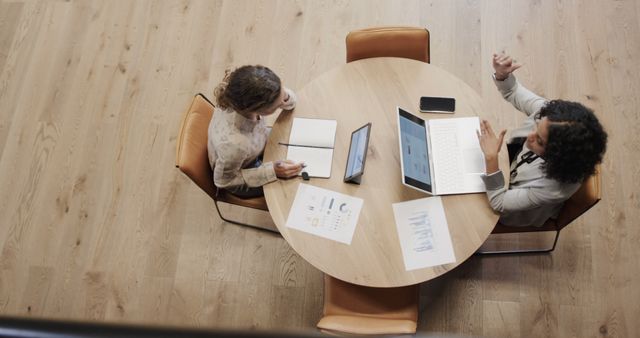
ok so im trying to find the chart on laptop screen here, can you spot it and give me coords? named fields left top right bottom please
left=398, top=107, right=486, bottom=195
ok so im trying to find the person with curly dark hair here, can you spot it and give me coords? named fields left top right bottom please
left=476, top=53, right=607, bottom=227
left=207, top=65, right=303, bottom=198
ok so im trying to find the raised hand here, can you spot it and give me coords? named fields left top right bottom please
left=492, top=52, right=522, bottom=81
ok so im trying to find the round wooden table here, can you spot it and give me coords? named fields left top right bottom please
left=264, top=58, right=508, bottom=287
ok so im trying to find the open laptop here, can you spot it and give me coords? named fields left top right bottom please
left=397, top=107, right=486, bottom=195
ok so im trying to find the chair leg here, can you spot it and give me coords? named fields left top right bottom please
left=475, top=230, right=560, bottom=255
left=213, top=200, right=280, bottom=234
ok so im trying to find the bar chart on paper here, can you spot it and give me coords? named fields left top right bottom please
left=392, top=197, right=456, bottom=270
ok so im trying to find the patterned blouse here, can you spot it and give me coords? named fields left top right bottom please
left=207, top=88, right=297, bottom=191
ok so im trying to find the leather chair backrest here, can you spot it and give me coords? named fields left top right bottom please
left=317, top=275, right=418, bottom=335
left=175, top=94, right=217, bottom=200
left=556, top=166, right=602, bottom=230
left=323, top=275, right=418, bottom=321
left=346, top=26, right=430, bottom=63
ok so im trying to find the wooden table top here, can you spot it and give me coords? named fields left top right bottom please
left=264, top=57, right=508, bottom=287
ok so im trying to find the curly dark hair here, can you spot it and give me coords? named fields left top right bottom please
left=213, top=65, right=281, bottom=113
left=538, top=100, right=607, bottom=184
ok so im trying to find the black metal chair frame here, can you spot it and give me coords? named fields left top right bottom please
left=475, top=224, right=562, bottom=255
left=212, top=189, right=278, bottom=234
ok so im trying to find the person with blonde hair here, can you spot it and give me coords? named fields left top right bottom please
left=208, top=65, right=303, bottom=198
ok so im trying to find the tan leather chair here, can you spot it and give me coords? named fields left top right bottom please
left=317, top=275, right=419, bottom=335
left=346, top=26, right=430, bottom=63
left=477, top=166, right=602, bottom=254
left=175, top=93, right=277, bottom=233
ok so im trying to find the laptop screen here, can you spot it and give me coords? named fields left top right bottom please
left=398, top=108, right=432, bottom=193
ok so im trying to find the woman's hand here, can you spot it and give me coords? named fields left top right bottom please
left=492, top=52, right=522, bottom=81
left=281, top=88, right=297, bottom=111
left=476, top=120, right=506, bottom=174
left=274, top=159, right=304, bottom=178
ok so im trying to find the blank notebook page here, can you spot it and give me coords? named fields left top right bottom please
left=286, top=118, right=337, bottom=178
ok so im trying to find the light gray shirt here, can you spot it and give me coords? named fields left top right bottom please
left=481, top=74, right=580, bottom=227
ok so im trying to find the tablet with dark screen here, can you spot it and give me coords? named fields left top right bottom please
left=344, top=123, right=372, bottom=184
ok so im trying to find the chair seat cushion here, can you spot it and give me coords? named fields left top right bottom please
left=317, top=315, right=417, bottom=335
left=216, top=189, right=268, bottom=211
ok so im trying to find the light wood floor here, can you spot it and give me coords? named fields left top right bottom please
left=1, top=1, right=638, bottom=337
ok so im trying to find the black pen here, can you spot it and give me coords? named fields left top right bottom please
left=278, top=142, right=334, bottom=150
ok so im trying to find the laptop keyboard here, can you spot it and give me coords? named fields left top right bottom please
left=429, top=122, right=465, bottom=193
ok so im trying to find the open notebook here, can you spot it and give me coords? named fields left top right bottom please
left=286, top=117, right=337, bottom=178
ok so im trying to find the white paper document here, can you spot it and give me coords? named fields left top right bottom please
left=286, top=118, right=337, bottom=178
left=285, top=184, right=363, bottom=244
left=392, top=197, right=456, bottom=270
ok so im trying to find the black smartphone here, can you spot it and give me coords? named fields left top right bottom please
left=419, top=96, right=456, bottom=113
